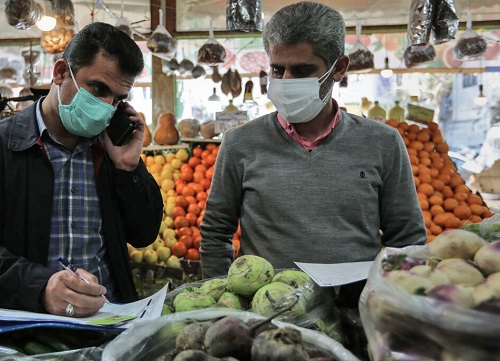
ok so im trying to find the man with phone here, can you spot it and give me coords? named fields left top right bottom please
left=0, top=22, right=163, bottom=317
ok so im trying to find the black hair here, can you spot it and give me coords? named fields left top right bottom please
left=62, top=22, right=144, bottom=77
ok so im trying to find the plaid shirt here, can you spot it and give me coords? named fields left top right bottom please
left=36, top=101, right=116, bottom=300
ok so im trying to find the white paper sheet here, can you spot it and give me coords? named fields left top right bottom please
left=295, top=261, right=373, bottom=287
left=0, top=283, right=169, bottom=329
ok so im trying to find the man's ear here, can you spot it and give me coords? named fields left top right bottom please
left=52, top=59, right=69, bottom=86
left=333, top=55, right=350, bottom=82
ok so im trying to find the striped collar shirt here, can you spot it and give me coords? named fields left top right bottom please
left=35, top=100, right=116, bottom=300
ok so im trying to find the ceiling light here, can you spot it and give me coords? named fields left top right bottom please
left=36, top=1, right=56, bottom=31
left=474, top=84, right=488, bottom=106
left=380, top=57, right=393, bottom=78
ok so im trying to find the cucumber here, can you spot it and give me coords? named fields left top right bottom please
left=35, top=332, right=73, bottom=352
left=23, top=340, right=55, bottom=355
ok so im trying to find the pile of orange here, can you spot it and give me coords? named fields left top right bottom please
left=385, top=119, right=494, bottom=243
left=166, top=143, right=220, bottom=260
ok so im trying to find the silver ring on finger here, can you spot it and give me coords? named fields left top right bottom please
left=65, top=303, right=75, bottom=317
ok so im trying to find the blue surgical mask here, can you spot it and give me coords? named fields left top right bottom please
left=58, top=65, right=116, bottom=137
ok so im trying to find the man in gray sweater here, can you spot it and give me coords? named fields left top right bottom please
left=200, top=2, right=426, bottom=278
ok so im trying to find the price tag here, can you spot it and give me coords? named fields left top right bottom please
left=215, top=111, right=248, bottom=134
left=407, top=104, right=434, bottom=123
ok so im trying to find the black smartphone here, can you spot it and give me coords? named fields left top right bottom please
left=107, top=102, right=137, bottom=146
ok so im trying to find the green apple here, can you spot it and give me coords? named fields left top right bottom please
left=164, top=236, right=177, bottom=248
left=130, top=250, right=144, bottom=263
left=157, top=246, right=171, bottom=261
left=159, top=219, right=170, bottom=235
left=127, top=243, right=136, bottom=254
left=163, top=228, right=176, bottom=240
left=166, top=255, right=181, bottom=269
left=144, top=249, right=158, bottom=265
left=152, top=238, right=165, bottom=251
left=164, top=204, right=175, bottom=219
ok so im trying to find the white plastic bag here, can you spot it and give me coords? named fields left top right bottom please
left=359, top=245, right=500, bottom=361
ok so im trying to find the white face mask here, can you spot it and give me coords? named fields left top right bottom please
left=267, top=60, right=337, bottom=123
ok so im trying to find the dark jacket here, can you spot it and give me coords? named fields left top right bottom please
left=0, top=102, right=163, bottom=312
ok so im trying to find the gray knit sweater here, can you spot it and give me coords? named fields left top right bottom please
left=200, top=111, right=427, bottom=278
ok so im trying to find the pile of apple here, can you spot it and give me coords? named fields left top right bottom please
left=127, top=144, right=225, bottom=270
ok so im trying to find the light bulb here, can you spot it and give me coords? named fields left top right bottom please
left=37, top=15, right=56, bottom=31
left=380, top=57, right=393, bottom=78
left=474, top=84, right=488, bottom=106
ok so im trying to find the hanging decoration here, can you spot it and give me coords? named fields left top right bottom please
left=226, top=0, right=263, bottom=32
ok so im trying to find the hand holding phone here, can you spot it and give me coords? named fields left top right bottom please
left=107, top=102, right=137, bottom=146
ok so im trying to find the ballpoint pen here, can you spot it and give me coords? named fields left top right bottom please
left=57, top=257, right=111, bottom=304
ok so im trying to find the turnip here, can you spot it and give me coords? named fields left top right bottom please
left=176, top=321, right=214, bottom=352
left=409, top=265, right=450, bottom=287
left=473, top=241, right=500, bottom=275
left=381, top=253, right=425, bottom=272
left=435, top=258, right=485, bottom=286
left=427, top=284, right=475, bottom=308
left=472, top=272, right=500, bottom=305
left=385, top=270, right=434, bottom=294
left=204, top=295, right=300, bottom=360
left=250, top=327, right=309, bottom=361
left=199, top=278, right=228, bottom=302
left=216, top=291, right=249, bottom=310
left=227, top=255, right=274, bottom=297
left=428, top=229, right=486, bottom=260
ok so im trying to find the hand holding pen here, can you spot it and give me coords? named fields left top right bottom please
left=58, top=257, right=111, bottom=304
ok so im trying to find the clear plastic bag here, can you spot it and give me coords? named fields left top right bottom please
left=359, top=245, right=500, bottom=361
left=162, top=272, right=345, bottom=345
left=454, top=8, right=487, bottom=60
left=4, top=0, right=42, bottom=30
left=403, top=44, right=436, bottom=68
left=407, top=0, right=434, bottom=47
left=147, top=9, right=177, bottom=60
left=115, top=17, right=133, bottom=37
left=432, top=0, right=459, bottom=45
left=41, top=26, right=75, bottom=54
left=52, top=0, right=75, bottom=26
left=347, top=22, right=374, bottom=72
left=191, top=64, right=206, bottom=79
left=197, top=19, right=227, bottom=65
left=226, top=0, right=263, bottom=32
left=102, top=308, right=359, bottom=361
